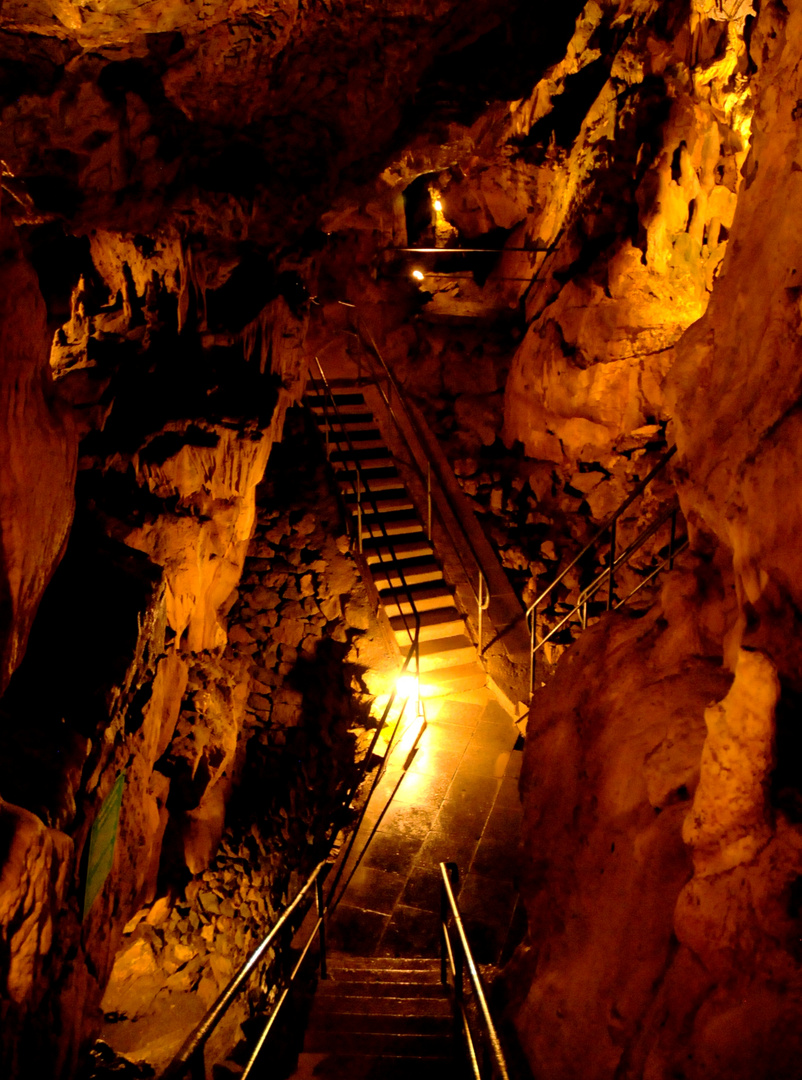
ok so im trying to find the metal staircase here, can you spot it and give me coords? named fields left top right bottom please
left=306, top=384, right=486, bottom=698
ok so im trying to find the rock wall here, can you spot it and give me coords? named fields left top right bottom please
left=510, top=2, right=802, bottom=1078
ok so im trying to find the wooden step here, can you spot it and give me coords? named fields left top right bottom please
left=402, top=634, right=476, bottom=672
left=332, top=455, right=395, bottom=472
left=380, top=583, right=454, bottom=617
left=364, top=539, right=434, bottom=564
left=357, top=515, right=424, bottom=539
left=348, top=494, right=415, bottom=515
left=371, top=560, right=443, bottom=589
left=315, top=418, right=377, bottom=433
left=337, top=471, right=401, bottom=493
left=390, top=606, right=464, bottom=643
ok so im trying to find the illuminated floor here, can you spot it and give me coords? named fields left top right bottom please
left=327, top=687, right=524, bottom=963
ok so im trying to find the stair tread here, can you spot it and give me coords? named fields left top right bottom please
left=307, top=998, right=452, bottom=1019
left=380, top=584, right=454, bottom=616
left=306, top=1014, right=451, bottom=1035
left=358, top=517, right=424, bottom=538
left=316, top=981, right=447, bottom=998
left=365, top=539, right=434, bottom=563
left=304, top=1032, right=453, bottom=1056
left=332, top=456, right=395, bottom=471
left=371, top=563, right=443, bottom=588
left=337, top=472, right=401, bottom=491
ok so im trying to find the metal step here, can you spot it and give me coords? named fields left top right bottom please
left=401, top=634, right=476, bottom=672
left=391, top=606, right=465, bottom=643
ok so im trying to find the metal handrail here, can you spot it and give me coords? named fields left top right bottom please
left=525, top=445, right=677, bottom=624
left=308, top=356, right=421, bottom=658
left=524, top=453, right=686, bottom=694
left=439, top=862, right=510, bottom=1080
left=339, top=306, right=492, bottom=635
left=161, top=860, right=328, bottom=1080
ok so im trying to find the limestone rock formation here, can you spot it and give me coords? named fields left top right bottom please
left=1, top=0, right=802, bottom=1077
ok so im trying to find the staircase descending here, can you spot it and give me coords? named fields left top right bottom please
left=306, top=388, right=485, bottom=697
left=291, top=954, right=457, bottom=1080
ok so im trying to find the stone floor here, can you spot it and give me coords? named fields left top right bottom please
left=326, top=686, right=525, bottom=964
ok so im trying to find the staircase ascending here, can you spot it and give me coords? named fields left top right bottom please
left=290, top=954, right=457, bottom=1080
left=306, top=388, right=485, bottom=697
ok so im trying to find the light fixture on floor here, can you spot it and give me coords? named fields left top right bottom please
left=411, top=268, right=425, bottom=282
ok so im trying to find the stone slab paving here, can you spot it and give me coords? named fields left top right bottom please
left=328, top=687, right=524, bottom=964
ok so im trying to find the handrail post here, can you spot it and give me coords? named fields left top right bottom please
left=669, top=507, right=677, bottom=570
left=190, top=1050, right=205, bottom=1080
left=607, top=521, right=617, bottom=612
left=440, top=872, right=448, bottom=986
left=427, top=462, right=432, bottom=541
left=356, top=473, right=363, bottom=555
left=478, top=573, right=484, bottom=656
left=316, top=875, right=327, bottom=981
left=529, top=605, right=537, bottom=697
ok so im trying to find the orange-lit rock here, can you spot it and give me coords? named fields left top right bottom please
left=0, top=215, right=77, bottom=694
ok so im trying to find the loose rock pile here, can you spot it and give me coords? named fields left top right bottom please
left=95, top=410, right=389, bottom=1077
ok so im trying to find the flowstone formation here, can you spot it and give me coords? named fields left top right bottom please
left=1, top=0, right=801, bottom=1077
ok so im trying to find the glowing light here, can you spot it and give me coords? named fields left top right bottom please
left=396, top=674, right=418, bottom=698
left=433, top=199, right=443, bottom=212
left=411, top=269, right=425, bottom=282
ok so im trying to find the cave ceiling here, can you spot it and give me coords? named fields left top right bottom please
left=0, top=0, right=585, bottom=256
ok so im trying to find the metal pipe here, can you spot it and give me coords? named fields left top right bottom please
left=163, top=861, right=327, bottom=1079
left=607, top=520, right=617, bottom=612
left=427, top=462, right=432, bottom=541
left=316, top=876, right=327, bottom=981
left=439, top=863, right=510, bottom=1080
left=356, top=474, right=362, bottom=555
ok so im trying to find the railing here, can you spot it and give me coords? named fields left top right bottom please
left=440, top=862, right=510, bottom=1080
left=307, top=354, right=422, bottom=686
left=335, top=304, right=494, bottom=656
left=524, top=446, right=687, bottom=695
left=161, top=860, right=329, bottom=1080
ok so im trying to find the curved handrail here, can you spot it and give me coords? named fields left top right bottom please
left=439, top=862, right=510, bottom=1080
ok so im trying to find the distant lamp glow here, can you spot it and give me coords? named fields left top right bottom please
left=411, top=269, right=425, bottom=282
left=433, top=199, right=443, bottom=212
